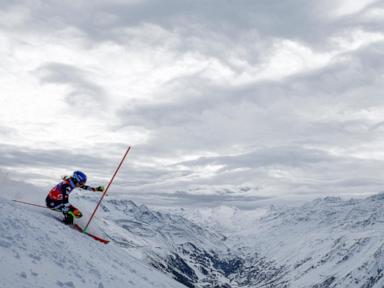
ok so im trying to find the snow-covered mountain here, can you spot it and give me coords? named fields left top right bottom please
left=74, top=194, right=284, bottom=288
left=4, top=192, right=384, bottom=288
left=228, top=194, right=384, bottom=288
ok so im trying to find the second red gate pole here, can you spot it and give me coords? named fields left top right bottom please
left=83, top=146, right=132, bottom=233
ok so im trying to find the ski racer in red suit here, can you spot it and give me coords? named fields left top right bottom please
left=45, top=171, right=104, bottom=225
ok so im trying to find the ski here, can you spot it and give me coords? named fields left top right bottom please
left=72, top=224, right=110, bottom=244
left=13, top=199, right=110, bottom=244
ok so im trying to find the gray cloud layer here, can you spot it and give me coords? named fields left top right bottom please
left=37, top=62, right=107, bottom=110
left=1, top=0, right=384, bottom=207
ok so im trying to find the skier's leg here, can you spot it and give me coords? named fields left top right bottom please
left=63, top=204, right=82, bottom=225
left=46, top=196, right=64, bottom=211
left=69, top=205, right=83, bottom=218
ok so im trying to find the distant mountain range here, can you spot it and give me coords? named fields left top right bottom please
left=3, top=192, right=384, bottom=287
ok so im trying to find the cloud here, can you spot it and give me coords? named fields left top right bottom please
left=0, top=144, right=106, bottom=168
left=116, top=39, right=384, bottom=155
left=130, top=190, right=269, bottom=208
left=36, top=62, right=107, bottom=110
left=114, top=37, right=384, bottom=200
left=179, top=146, right=332, bottom=169
left=1, top=0, right=375, bottom=55
left=0, top=126, right=15, bottom=136
left=1, top=0, right=384, bottom=208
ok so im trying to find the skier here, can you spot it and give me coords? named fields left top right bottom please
left=45, top=171, right=104, bottom=225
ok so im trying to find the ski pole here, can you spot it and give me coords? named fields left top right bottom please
left=83, top=146, right=131, bottom=233
left=12, top=199, right=50, bottom=209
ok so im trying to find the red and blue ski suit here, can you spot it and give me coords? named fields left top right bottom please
left=45, top=177, right=99, bottom=224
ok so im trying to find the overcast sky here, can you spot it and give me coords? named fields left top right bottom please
left=1, top=0, right=384, bottom=208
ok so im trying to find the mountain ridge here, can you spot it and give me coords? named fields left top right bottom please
left=4, top=192, right=384, bottom=287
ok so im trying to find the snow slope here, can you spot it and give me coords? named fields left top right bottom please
left=0, top=196, right=185, bottom=288
left=228, top=194, right=384, bottom=287
left=5, top=192, right=384, bottom=288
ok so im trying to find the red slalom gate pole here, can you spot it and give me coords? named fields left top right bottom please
left=83, top=146, right=132, bottom=233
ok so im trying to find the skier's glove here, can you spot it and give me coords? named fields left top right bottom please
left=95, top=186, right=105, bottom=192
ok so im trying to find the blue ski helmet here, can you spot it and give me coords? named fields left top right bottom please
left=73, top=171, right=87, bottom=185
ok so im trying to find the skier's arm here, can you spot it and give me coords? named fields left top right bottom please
left=80, top=185, right=104, bottom=192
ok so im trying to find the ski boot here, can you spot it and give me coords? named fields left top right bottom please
left=63, top=206, right=82, bottom=225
